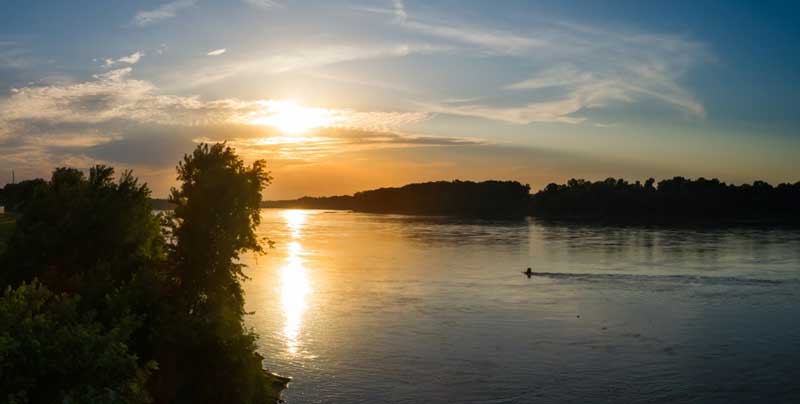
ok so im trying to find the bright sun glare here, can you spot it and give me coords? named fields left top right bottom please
left=249, top=100, right=337, bottom=134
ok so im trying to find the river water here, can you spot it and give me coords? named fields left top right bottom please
left=241, top=209, right=800, bottom=403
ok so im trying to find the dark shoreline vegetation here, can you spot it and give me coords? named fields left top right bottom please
left=9, top=175, right=798, bottom=224
left=258, top=177, right=800, bottom=224
left=11, top=176, right=797, bottom=224
left=0, top=144, right=288, bottom=404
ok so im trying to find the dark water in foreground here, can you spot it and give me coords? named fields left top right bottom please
left=241, top=209, right=800, bottom=403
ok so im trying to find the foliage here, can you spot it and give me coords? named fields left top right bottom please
left=0, top=144, right=287, bottom=404
left=530, top=177, right=800, bottom=223
left=0, top=281, right=153, bottom=404
left=265, top=180, right=531, bottom=218
left=154, top=143, right=279, bottom=403
left=0, top=216, right=13, bottom=256
left=0, top=179, right=47, bottom=213
left=0, top=166, right=163, bottom=295
left=167, top=142, right=271, bottom=313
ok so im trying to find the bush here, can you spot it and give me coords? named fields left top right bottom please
left=0, top=281, right=153, bottom=404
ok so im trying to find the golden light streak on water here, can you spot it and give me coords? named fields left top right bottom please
left=280, top=210, right=310, bottom=355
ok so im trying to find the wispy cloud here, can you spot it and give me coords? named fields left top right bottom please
left=430, top=98, right=587, bottom=125
left=195, top=128, right=481, bottom=162
left=104, top=51, right=145, bottom=66
left=0, top=42, right=32, bottom=69
left=372, top=1, right=709, bottom=124
left=358, top=0, right=545, bottom=54
left=133, top=0, right=196, bottom=27
left=392, top=0, right=407, bottom=22
left=181, top=42, right=451, bottom=88
left=206, top=48, right=227, bottom=56
left=243, top=0, right=282, bottom=10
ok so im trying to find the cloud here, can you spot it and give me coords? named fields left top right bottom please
left=104, top=51, right=145, bottom=66
left=181, top=42, right=451, bottom=87
left=0, top=66, right=453, bottom=185
left=0, top=42, right=32, bottom=69
left=392, top=0, right=407, bottom=22
left=363, top=0, right=545, bottom=54
left=194, top=126, right=483, bottom=163
left=118, top=51, right=145, bottom=64
left=206, top=48, right=226, bottom=56
left=243, top=0, right=282, bottom=9
left=360, top=1, right=708, bottom=124
left=133, top=0, right=196, bottom=27
left=430, top=98, right=587, bottom=125
left=0, top=67, right=432, bottom=131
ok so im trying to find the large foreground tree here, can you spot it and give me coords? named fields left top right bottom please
left=0, top=143, right=288, bottom=404
left=155, top=143, right=281, bottom=403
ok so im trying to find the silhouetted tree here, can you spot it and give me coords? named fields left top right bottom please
left=0, top=166, right=163, bottom=294
left=154, top=143, right=280, bottom=403
left=0, top=179, right=47, bottom=213
left=530, top=176, right=800, bottom=224
left=265, top=180, right=531, bottom=218
left=0, top=144, right=287, bottom=404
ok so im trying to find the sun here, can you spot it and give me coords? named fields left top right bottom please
left=248, top=100, right=337, bottom=134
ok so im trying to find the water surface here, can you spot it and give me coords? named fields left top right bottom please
left=241, top=209, right=800, bottom=403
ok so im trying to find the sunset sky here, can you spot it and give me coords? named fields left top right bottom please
left=1, top=0, right=798, bottom=199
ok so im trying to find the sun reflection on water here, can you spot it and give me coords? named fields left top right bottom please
left=280, top=210, right=310, bottom=356
left=284, top=209, right=306, bottom=238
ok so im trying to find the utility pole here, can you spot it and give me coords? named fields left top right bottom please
left=11, top=169, right=14, bottom=184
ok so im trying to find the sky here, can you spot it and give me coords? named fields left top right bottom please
left=1, top=0, right=798, bottom=199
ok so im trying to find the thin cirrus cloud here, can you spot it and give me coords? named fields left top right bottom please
left=356, top=0, right=709, bottom=124
left=133, top=0, right=196, bottom=27
left=180, top=42, right=451, bottom=88
left=104, top=51, right=145, bottom=66
left=170, top=1, right=706, bottom=126
left=0, top=42, right=32, bottom=69
left=194, top=128, right=481, bottom=163
left=243, top=0, right=283, bottom=9
left=356, top=0, right=547, bottom=54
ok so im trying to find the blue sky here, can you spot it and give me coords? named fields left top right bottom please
left=1, top=0, right=798, bottom=198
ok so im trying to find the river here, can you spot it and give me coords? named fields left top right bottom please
left=241, top=209, right=800, bottom=403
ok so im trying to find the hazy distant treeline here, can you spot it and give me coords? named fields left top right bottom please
left=530, top=177, right=800, bottom=223
left=264, top=180, right=532, bottom=218
left=264, top=177, right=800, bottom=223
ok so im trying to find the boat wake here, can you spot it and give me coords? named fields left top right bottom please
left=527, top=271, right=786, bottom=286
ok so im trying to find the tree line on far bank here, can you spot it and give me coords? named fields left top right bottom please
left=263, top=177, right=800, bottom=223
left=0, top=144, right=288, bottom=403
left=265, top=180, right=532, bottom=218
left=5, top=175, right=800, bottom=223
left=530, top=177, right=800, bottom=224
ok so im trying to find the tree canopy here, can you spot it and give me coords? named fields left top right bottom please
left=0, top=143, right=287, bottom=403
left=265, top=180, right=532, bottom=218
left=530, top=177, right=800, bottom=223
